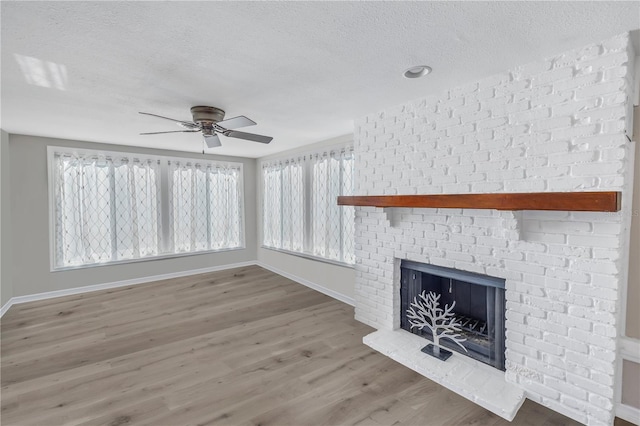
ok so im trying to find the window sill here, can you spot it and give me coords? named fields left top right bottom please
left=260, top=246, right=354, bottom=269
left=51, top=246, right=246, bottom=272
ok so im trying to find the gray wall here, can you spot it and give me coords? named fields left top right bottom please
left=622, top=359, right=640, bottom=409
left=256, top=135, right=356, bottom=301
left=621, top=100, right=639, bottom=414
left=1, top=129, right=12, bottom=306
left=627, top=106, right=640, bottom=339
left=258, top=249, right=355, bottom=301
left=8, top=134, right=257, bottom=297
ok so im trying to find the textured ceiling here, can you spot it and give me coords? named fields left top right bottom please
left=1, top=2, right=639, bottom=158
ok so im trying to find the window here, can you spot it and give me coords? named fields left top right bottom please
left=169, top=160, right=243, bottom=253
left=262, top=158, right=304, bottom=251
left=49, top=147, right=244, bottom=270
left=262, top=146, right=354, bottom=265
left=310, top=151, right=355, bottom=264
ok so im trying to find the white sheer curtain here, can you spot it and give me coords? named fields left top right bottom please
left=262, top=164, right=283, bottom=248
left=53, top=153, right=160, bottom=268
left=311, top=148, right=354, bottom=263
left=281, top=160, right=304, bottom=251
left=261, top=147, right=354, bottom=265
left=262, top=158, right=304, bottom=251
left=209, top=165, right=242, bottom=249
left=169, top=161, right=243, bottom=253
left=340, top=153, right=355, bottom=264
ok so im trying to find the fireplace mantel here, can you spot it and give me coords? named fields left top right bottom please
left=338, top=191, right=620, bottom=212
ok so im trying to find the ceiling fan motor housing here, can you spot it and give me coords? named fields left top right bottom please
left=191, top=106, right=225, bottom=125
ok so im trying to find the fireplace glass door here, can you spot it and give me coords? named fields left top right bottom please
left=400, top=261, right=506, bottom=371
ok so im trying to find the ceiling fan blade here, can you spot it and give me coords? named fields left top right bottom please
left=204, top=133, right=222, bottom=148
left=139, top=112, right=196, bottom=127
left=140, top=130, right=200, bottom=135
left=223, top=130, right=273, bottom=144
left=216, top=115, right=256, bottom=130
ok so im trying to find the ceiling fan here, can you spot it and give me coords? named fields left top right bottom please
left=139, top=106, right=273, bottom=148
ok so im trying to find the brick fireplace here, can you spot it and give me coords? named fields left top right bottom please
left=351, top=33, right=636, bottom=425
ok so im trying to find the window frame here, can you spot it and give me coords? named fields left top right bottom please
left=260, top=144, right=355, bottom=268
left=47, top=146, right=245, bottom=272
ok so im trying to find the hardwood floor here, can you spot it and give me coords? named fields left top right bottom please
left=0, top=266, right=619, bottom=425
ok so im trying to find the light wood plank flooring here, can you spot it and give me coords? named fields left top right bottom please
left=0, top=266, right=626, bottom=425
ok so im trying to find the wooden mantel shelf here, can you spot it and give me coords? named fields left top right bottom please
left=337, top=192, right=621, bottom=212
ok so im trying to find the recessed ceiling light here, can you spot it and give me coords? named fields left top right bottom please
left=403, top=65, right=432, bottom=79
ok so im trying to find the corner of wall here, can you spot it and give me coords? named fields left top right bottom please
left=1, top=130, right=13, bottom=308
left=255, top=134, right=357, bottom=303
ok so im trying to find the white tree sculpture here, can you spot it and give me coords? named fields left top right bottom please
left=406, top=290, right=468, bottom=358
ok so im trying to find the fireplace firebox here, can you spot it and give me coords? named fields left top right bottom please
left=400, top=260, right=506, bottom=370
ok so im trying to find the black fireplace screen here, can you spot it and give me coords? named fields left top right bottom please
left=400, top=261, right=506, bottom=371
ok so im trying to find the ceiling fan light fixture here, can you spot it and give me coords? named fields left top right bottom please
left=403, top=65, right=432, bottom=79
left=204, top=133, right=222, bottom=148
left=139, top=106, right=273, bottom=147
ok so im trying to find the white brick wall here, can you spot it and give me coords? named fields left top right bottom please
left=353, top=33, right=635, bottom=426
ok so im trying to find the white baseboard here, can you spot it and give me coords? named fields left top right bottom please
left=257, top=261, right=355, bottom=306
left=0, top=261, right=257, bottom=317
left=1, top=260, right=355, bottom=317
left=617, top=403, right=640, bottom=425
left=1, top=298, right=13, bottom=317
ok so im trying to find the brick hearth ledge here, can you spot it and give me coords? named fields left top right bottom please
left=364, top=329, right=525, bottom=420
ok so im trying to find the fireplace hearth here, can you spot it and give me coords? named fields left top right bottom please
left=400, top=260, right=506, bottom=370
